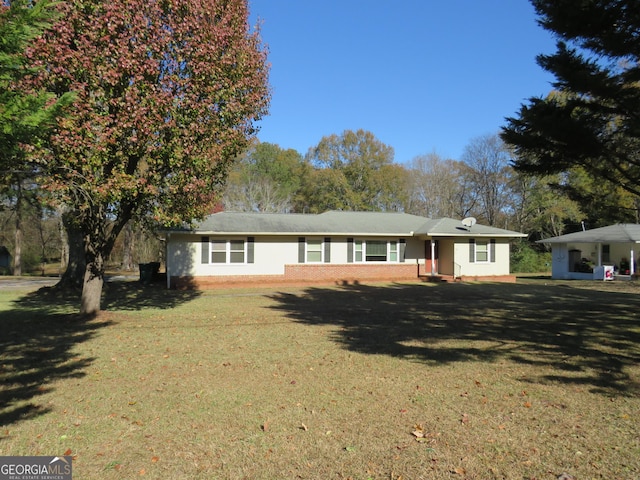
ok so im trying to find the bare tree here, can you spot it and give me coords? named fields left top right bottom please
left=461, top=134, right=514, bottom=226
left=406, top=153, right=474, bottom=219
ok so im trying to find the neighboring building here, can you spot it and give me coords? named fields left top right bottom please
left=163, top=211, right=527, bottom=289
left=538, top=224, right=640, bottom=280
left=0, top=246, right=11, bottom=273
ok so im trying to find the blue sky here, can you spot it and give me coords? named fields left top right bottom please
left=248, top=0, right=558, bottom=164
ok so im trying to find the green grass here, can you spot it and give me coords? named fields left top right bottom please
left=1, top=278, right=639, bottom=479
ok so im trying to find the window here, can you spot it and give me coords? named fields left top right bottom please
left=389, top=241, right=398, bottom=262
left=210, top=239, right=245, bottom=264
left=602, top=244, right=610, bottom=263
left=307, top=239, right=323, bottom=263
left=469, top=239, right=495, bottom=263
left=352, top=239, right=401, bottom=262
left=475, top=241, right=489, bottom=262
left=366, top=240, right=387, bottom=261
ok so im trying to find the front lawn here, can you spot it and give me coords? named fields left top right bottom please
left=1, top=279, right=639, bottom=479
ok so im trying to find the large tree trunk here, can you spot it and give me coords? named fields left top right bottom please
left=122, top=222, right=135, bottom=271
left=57, top=212, right=86, bottom=289
left=80, top=253, right=104, bottom=316
left=13, top=215, right=22, bottom=276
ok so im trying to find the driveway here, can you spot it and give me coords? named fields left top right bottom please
left=0, top=277, right=60, bottom=290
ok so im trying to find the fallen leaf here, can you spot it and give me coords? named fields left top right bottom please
left=151, top=456, right=159, bottom=463
left=412, top=424, right=425, bottom=438
left=63, top=448, right=72, bottom=456
left=461, top=413, right=469, bottom=425
left=139, top=468, right=146, bottom=475
left=300, top=423, right=308, bottom=431
left=452, top=467, right=466, bottom=475
left=523, top=401, right=532, bottom=408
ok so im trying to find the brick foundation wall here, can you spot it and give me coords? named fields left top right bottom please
left=170, top=264, right=517, bottom=289
left=171, top=263, right=421, bottom=289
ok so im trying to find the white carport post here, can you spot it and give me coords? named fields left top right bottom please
left=431, top=240, right=436, bottom=275
left=631, top=249, right=635, bottom=276
left=597, top=243, right=602, bottom=266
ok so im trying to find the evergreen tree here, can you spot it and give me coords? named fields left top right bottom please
left=0, top=0, right=74, bottom=171
left=0, top=0, right=74, bottom=275
left=502, top=0, right=640, bottom=198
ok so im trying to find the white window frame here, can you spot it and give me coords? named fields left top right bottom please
left=474, top=240, right=490, bottom=263
left=306, top=238, right=324, bottom=263
left=211, top=239, right=246, bottom=264
left=353, top=239, right=399, bottom=263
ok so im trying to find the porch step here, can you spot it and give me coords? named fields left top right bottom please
left=421, top=275, right=459, bottom=283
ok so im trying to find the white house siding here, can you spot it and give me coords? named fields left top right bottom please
left=166, top=232, right=517, bottom=288
left=167, top=234, right=425, bottom=278
left=453, top=238, right=512, bottom=277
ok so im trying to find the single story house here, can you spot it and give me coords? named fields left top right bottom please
left=538, top=224, right=640, bottom=280
left=163, top=211, right=527, bottom=289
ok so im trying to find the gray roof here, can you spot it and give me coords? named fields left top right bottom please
left=184, top=211, right=526, bottom=238
left=538, top=224, right=640, bottom=244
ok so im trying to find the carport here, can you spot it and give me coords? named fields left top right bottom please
left=538, top=224, right=640, bottom=280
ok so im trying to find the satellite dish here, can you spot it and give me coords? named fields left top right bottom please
left=461, top=217, right=477, bottom=229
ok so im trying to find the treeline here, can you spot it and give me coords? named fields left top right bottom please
left=3, top=127, right=637, bottom=276
left=224, top=129, right=639, bottom=235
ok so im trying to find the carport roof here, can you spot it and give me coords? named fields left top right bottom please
left=182, top=211, right=526, bottom=238
left=538, top=224, right=640, bottom=244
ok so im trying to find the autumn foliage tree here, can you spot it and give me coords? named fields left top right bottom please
left=302, top=129, right=406, bottom=212
left=27, top=0, right=270, bottom=314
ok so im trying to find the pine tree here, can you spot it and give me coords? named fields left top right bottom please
left=501, top=0, right=640, bottom=197
left=0, top=0, right=74, bottom=275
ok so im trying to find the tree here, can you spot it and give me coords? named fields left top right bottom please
left=223, top=142, right=303, bottom=212
left=502, top=0, right=640, bottom=198
left=1, top=0, right=74, bottom=276
left=27, top=0, right=270, bottom=314
left=405, top=153, right=467, bottom=218
left=509, top=172, right=582, bottom=240
left=460, top=134, right=514, bottom=227
left=302, top=129, right=403, bottom=212
left=558, top=167, right=640, bottom=226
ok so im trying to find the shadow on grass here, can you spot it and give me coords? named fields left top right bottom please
left=0, top=280, right=201, bottom=430
left=269, top=281, right=640, bottom=396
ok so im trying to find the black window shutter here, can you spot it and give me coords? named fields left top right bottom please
left=324, top=237, right=331, bottom=263
left=201, top=236, right=209, bottom=264
left=347, top=238, right=354, bottom=263
left=399, top=239, right=406, bottom=263
left=247, top=237, right=255, bottom=264
left=298, top=237, right=305, bottom=263
left=469, top=238, right=475, bottom=263
left=490, top=239, right=496, bottom=263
